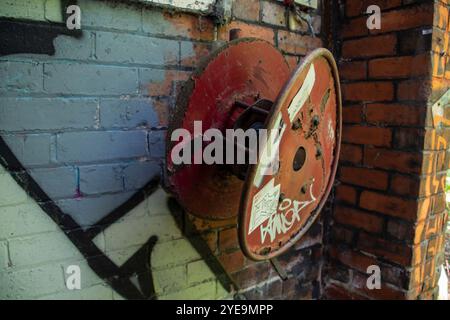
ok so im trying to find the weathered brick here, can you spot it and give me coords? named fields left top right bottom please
left=417, top=193, right=447, bottom=222
left=29, top=167, right=78, bottom=199
left=0, top=241, right=8, bottom=270
left=180, top=41, right=213, bottom=67
left=329, top=246, right=378, bottom=273
left=218, top=228, right=239, bottom=252
left=146, top=187, right=171, bottom=216
left=150, top=98, right=171, bottom=127
left=52, top=32, right=94, bottom=60
left=393, top=128, right=425, bottom=150
left=218, top=20, right=275, bottom=43
left=277, top=31, right=322, bottom=55
left=79, top=0, right=142, bottom=31
left=216, top=280, right=231, bottom=299
left=342, top=35, right=397, bottom=58
left=0, top=202, right=57, bottom=239
left=57, top=191, right=135, bottom=228
left=60, top=259, right=105, bottom=290
left=43, top=0, right=64, bottom=22
left=390, top=174, right=420, bottom=197
left=422, top=150, right=448, bottom=175
left=411, top=241, right=429, bottom=267
left=381, top=263, right=411, bottom=290
left=387, top=219, right=414, bottom=242
left=142, top=10, right=215, bottom=41
left=365, top=103, right=424, bottom=126
left=345, top=0, right=402, bottom=17
left=261, top=1, right=286, bottom=27
left=1, top=134, right=52, bottom=167
left=423, top=129, right=450, bottom=151
left=0, top=61, right=43, bottom=94
left=104, top=213, right=182, bottom=252
left=185, top=213, right=236, bottom=234
left=339, top=143, right=363, bottom=165
left=335, top=184, right=358, bottom=205
left=433, top=2, right=449, bottom=30
left=342, top=82, right=394, bottom=102
left=96, top=32, right=178, bottom=66
left=100, top=98, right=159, bottom=129
left=339, top=61, right=367, bottom=80
left=342, top=16, right=368, bottom=38
left=9, top=231, right=82, bottom=268
left=397, top=79, right=431, bottom=101
left=232, top=0, right=260, bottom=22
left=295, top=221, right=322, bottom=250
left=398, top=29, right=432, bottom=55
left=342, top=104, right=363, bottom=123
left=357, top=232, right=412, bottom=266
left=360, top=191, right=418, bottom=221
left=339, top=166, right=389, bottom=190
left=0, top=172, right=28, bottom=206
left=153, top=265, right=187, bottom=294
left=0, top=264, right=65, bottom=299
left=0, top=0, right=45, bottom=21
left=56, top=131, right=148, bottom=163
left=123, top=161, right=160, bottom=190
left=287, top=10, right=320, bottom=34
left=139, top=68, right=190, bottom=97
left=79, top=164, right=124, bottom=195
left=39, top=284, right=114, bottom=300
left=334, top=205, right=384, bottom=233
left=44, top=63, right=138, bottom=95
left=152, top=239, right=201, bottom=269
left=159, top=281, right=216, bottom=300
left=342, top=126, right=392, bottom=147
left=330, top=225, right=354, bottom=245
left=324, top=283, right=369, bottom=300
left=187, top=260, right=216, bottom=285
left=0, top=98, right=97, bottom=132
left=218, top=250, right=245, bottom=274
left=325, top=262, right=351, bottom=284
left=264, top=279, right=283, bottom=299
left=372, top=3, right=434, bottom=35
left=369, top=55, right=430, bottom=79
left=351, top=272, right=406, bottom=300
left=364, top=147, right=422, bottom=174
left=148, top=130, right=166, bottom=158
left=231, top=262, right=270, bottom=290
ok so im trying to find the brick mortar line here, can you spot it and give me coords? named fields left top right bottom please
left=0, top=128, right=165, bottom=134
left=231, top=16, right=322, bottom=37
left=0, top=57, right=196, bottom=72
left=75, top=24, right=218, bottom=44
left=0, top=93, right=174, bottom=99
left=344, top=1, right=436, bottom=19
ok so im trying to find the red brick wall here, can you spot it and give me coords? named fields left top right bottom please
left=324, top=0, right=449, bottom=300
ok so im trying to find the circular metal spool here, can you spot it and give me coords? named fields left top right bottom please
left=166, top=38, right=291, bottom=220
left=165, top=39, right=341, bottom=260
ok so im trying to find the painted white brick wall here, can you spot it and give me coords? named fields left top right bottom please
left=0, top=164, right=227, bottom=299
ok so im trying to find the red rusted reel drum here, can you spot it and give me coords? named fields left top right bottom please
left=166, top=38, right=342, bottom=260
left=166, top=38, right=292, bottom=220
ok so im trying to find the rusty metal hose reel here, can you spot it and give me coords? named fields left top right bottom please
left=165, top=38, right=342, bottom=261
